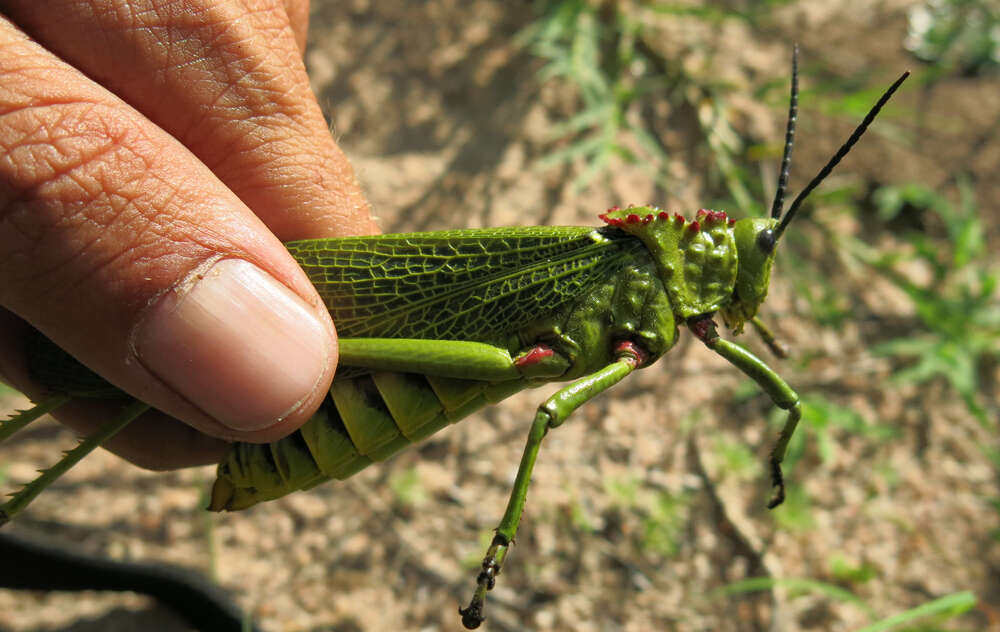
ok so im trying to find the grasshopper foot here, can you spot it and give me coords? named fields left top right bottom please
left=766, top=457, right=785, bottom=509
left=458, top=567, right=493, bottom=629
left=459, top=601, right=485, bottom=629
left=460, top=534, right=509, bottom=629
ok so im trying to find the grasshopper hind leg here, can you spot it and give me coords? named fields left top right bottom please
left=1, top=328, right=150, bottom=525
left=0, top=398, right=148, bottom=525
left=0, top=395, right=71, bottom=525
left=0, top=394, right=71, bottom=444
left=460, top=342, right=646, bottom=629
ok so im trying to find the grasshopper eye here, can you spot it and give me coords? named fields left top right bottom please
left=756, top=228, right=777, bottom=253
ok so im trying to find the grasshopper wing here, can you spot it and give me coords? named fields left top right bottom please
left=286, top=226, right=645, bottom=343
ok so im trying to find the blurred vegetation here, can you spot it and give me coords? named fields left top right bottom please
left=519, top=0, right=797, bottom=205
left=905, top=0, right=1000, bottom=77
left=861, top=178, right=999, bottom=428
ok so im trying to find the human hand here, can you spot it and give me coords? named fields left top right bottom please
left=0, top=0, right=375, bottom=469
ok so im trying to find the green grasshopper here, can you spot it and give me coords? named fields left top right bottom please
left=0, top=54, right=908, bottom=628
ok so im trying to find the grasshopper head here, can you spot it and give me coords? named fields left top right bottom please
left=720, top=48, right=908, bottom=335
left=721, top=217, right=779, bottom=333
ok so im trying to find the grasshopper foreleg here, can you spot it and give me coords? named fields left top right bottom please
left=690, top=316, right=801, bottom=509
left=749, top=316, right=790, bottom=359
left=460, top=342, right=646, bottom=629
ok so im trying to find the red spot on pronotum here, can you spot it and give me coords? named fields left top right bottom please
left=515, top=345, right=555, bottom=368
left=696, top=210, right=726, bottom=224
left=674, top=213, right=684, bottom=224
left=644, top=214, right=654, bottom=223
left=613, top=340, right=648, bottom=368
left=626, top=214, right=641, bottom=224
left=688, top=221, right=701, bottom=232
left=599, top=213, right=625, bottom=228
left=658, top=211, right=670, bottom=220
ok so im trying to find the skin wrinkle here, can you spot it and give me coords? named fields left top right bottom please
left=237, top=16, right=302, bottom=75
left=2, top=103, right=145, bottom=211
left=90, top=194, right=258, bottom=306
left=5, top=194, right=149, bottom=316
left=0, top=115, right=125, bottom=269
left=0, top=97, right=227, bottom=324
left=210, top=114, right=308, bottom=188
left=188, top=62, right=311, bottom=163
left=1, top=105, right=110, bottom=186
left=0, top=43, right=103, bottom=108
left=150, top=40, right=313, bottom=193
left=118, top=6, right=320, bottom=174
left=31, top=4, right=264, bottom=133
left=86, top=164, right=198, bottom=264
left=6, top=0, right=370, bottom=238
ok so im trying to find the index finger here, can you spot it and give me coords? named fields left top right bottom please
left=4, top=0, right=377, bottom=240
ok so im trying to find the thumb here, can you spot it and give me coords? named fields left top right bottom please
left=0, top=23, right=336, bottom=448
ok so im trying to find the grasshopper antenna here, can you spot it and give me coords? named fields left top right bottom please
left=774, top=69, right=910, bottom=239
left=770, top=45, right=799, bottom=220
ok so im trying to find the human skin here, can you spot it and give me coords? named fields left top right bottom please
left=0, top=0, right=377, bottom=469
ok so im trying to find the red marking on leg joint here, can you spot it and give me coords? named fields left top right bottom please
left=515, top=345, right=555, bottom=367
left=688, top=316, right=717, bottom=342
left=613, top=340, right=648, bottom=368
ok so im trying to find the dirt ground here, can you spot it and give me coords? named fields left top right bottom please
left=2, top=1, right=999, bottom=631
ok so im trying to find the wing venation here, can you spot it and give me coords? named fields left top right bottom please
left=286, top=227, right=643, bottom=342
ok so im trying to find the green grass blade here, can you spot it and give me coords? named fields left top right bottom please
left=708, top=576, right=877, bottom=618
left=854, top=591, right=977, bottom=632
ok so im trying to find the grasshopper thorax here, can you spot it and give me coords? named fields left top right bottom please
left=598, top=206, right=776, bottom=334
left=599, top=206, right=741, bottom=324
